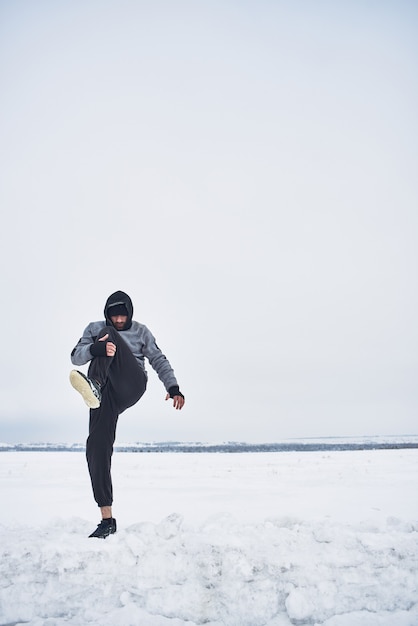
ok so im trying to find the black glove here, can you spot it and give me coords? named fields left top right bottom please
left=168, top=385, right=184, bottom=399
left=90, top=340, right=108, bottom=357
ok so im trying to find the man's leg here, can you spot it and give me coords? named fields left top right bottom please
left=86, top=326, right=147, bottom=515
left=86, top=386, right=119, bottom=512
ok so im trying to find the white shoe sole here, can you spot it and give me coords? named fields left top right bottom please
left=69, top=370, right=100, bottom=409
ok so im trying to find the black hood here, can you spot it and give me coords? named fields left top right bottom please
left=104, top=291, right=134, bottom=330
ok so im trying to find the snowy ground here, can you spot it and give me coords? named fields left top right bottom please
left=0, top=449, right=417, bottom=626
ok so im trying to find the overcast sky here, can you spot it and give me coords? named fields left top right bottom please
left=1, top=0, right=417, bottom=444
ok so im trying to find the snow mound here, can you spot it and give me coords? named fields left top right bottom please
left=1, top=513, right=418, bottom=626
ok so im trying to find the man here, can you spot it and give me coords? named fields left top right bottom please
left=70, top=290, right=185, bottom=538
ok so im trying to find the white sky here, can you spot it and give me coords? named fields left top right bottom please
left=0, top=0, right=417, bottom=443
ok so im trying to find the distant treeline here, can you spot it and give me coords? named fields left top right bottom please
left=115, top=442, right=418, bottom=453
left=1, top=442, right=418, bottom=453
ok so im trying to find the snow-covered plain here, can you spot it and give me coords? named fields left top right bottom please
left=1, top=449, right=417, bottom=626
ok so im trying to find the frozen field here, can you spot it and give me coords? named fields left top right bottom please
left=0, top=449, right=417, bottom=625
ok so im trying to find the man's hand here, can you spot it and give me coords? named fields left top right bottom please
left=165, top=393, right=185, bottom=410
left=99, top=334, right=117, bottom=357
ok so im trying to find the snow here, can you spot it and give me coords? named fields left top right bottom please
left=1, top=449, right=417, bottom=626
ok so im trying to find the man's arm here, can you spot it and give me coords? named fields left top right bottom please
left=71, top=322, right=105, bottom=366
left=142, top=327, right=185, bottom=410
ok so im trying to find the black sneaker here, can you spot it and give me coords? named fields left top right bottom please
left=70, top=370, right=102, bottom=409
left=89, top=518, right=117, bottom=538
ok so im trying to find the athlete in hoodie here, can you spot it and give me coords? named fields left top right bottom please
left=70, top=291, right=185, bottom=538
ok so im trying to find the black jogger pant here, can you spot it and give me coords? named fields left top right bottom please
left=86, top=326, right=147, bottom=507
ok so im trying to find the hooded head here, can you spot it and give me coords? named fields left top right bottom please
left=104, top=291, right=134, bottom=330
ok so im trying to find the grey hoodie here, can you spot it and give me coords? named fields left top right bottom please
left=71, top=291, right=178, bottom=392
